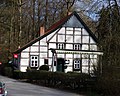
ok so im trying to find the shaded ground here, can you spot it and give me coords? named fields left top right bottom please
left=0, top=75, right=82, bottom=96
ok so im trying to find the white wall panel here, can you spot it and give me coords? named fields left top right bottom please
left=21, top=59, right=29, bottom=66
left=82, top=67, right=88, bottom=73
left=66, top=27, right=73, bottom=31
left=21, top=53, right=29, bottom=58
left=49, top=43, right=56, bottom=49
left=49, top=34, right=57, bottom=42
left=40, top=47, right=47, bottom=51
left=74, top=54, right=80, bottom=58
left=82, top=29, right=89, bottom=35
left=90, top=37, right=95, bottom=43
left=90, top=55, right=97, bottom=58
left=40, top=38, right=47, bottom=45
left=66, top=30, right=73, bottom=35
left=48, top=58, right=52, bottom=65
left=30, top=46, right=39, bottom=52
left=75, top=28, right=81, bottom=35
left=30, top=53, right=39, bottom=55
left=66, top=35, right=73, bottom=43
left=58, top=27, right=65, bottom=34
left=49, top=50, right=52, bottom=58
left=82, top=45, right=89, bottom=50
left=58, top=35, right=65, bottom=42
left=57, top=54, right=64, bottom=58
left=74, top=36, right=81, bottom=43
left=82, top=59, right=89, bottom=65
left=40, top=58, right=44, bottom=65
left=82, top=36, right=89, bottom=43
left=66, top=54, right=73, bottom=58
left=65, top=67, right=72, bottom=73
left=40, top=53, right=47, bottom=58
left=47, top=30, right=57, bottom=41
left=66, top=44, right=73, bottom=49
left=20, top=67, right=28, bottom=72
left=90, top=45, right=97, bottom=50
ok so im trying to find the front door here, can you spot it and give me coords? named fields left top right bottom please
left=57, top=58, right=65, bottom=72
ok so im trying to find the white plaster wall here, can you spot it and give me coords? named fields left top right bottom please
left=49, top=34, right=57, bottom=42
left=21, top=53, right=29, bottom=58
left=47, top=30, right=58, bottom=41
left=58, top=35, right=65, bottom=42
left=66, top=35, right=73, bottom=43
left=49, top=43, right=56, bottom=49
left=30, top=46, right=39, bottom=52
left=82, top=36, right=89, bottom=43
left=40, top=53, right=47, bottom=58
left=39, top=58, right=44, bottom=65
left=82, top=45, right=89, bottom=50
left=40, top=38, right=47, bottom=45
left=75, top=28, right=82, bottom=34
left=30, top=53, right=39, bottom=55
left=40, top=47, right=47, bottom=51
left=59, top=27, right=65, bottom=34
left=20, top=59, right=29, bottom=66
left=90, top=45, right=97, bottom=50
left=74, top=35, right=81, bottom=43
left=20, top=67, right=28, bottom=72
left=90, top=37, right=95, bottom=43
left=82, top=29, right=89, bottom=35
left=66, top=54, right=73, bottom=59
left=66, top=44, right=73, bottom=50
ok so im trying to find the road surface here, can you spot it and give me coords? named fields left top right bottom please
left=0, top=75, right=83, bottom=96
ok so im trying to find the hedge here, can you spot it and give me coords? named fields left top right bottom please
left=26, top=70, right=93, bottom=89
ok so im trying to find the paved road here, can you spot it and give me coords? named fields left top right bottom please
left=0, top=75, right=83, bottom=96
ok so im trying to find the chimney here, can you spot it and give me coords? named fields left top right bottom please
left=40, top=26, right=45, bottom=36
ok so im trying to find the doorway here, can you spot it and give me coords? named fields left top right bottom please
left=57, top=58, right=65, bottom=72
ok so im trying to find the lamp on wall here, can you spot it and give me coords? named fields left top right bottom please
left=14, top=54, right=18, bottom=59
left=50, top=48, right=56, bottom=72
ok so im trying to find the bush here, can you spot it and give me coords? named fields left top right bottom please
left=13, top=70, right=27, bottom=79
left=0, top=64, right=5, bottom=75
left=26, top=70, right=93, bottom=90
left=95, top=74, right=120, bottom=96
left=39, top=65, right=49, bottom=71
left=4, top=67, right=13, bottom=77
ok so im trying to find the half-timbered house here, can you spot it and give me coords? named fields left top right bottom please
left=13, top=11, right=103, bottom=73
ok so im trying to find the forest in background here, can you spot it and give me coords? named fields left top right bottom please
left=0, top=0, right=100, bottom=62
left=0, top=0, right=120, bottom=95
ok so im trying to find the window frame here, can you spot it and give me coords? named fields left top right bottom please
left=30, top=55, right=39, bottom=67
left=73, top=44, right=82, bottom=50
left=58, top=43, right=64, bottom=49
left=73, top=59, right=81, bottom=71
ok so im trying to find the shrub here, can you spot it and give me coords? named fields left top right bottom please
left=4, top=67, right=13, bottom=77
left=26, top=70, right=93, bottom=90
left=13, top=70, right=27, bottom=79
left=95, top=74, right=120, bottom=96
left=39, top=65, right=49, bottom=71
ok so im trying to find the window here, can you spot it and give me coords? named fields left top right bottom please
left=73, top=44, right=82, bottom=50
left=44, top=58, right=48, bottom=64
left=58, top=43, right=64, bottom=49
left=73, top=59, right=81, bottom=71
left=30, top=55, right=39, bottom=67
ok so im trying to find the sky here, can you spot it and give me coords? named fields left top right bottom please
left=75, top=0, right=120, bottom=21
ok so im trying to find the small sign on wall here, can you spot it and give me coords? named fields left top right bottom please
left=65, top=60, right=70, bottom=64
